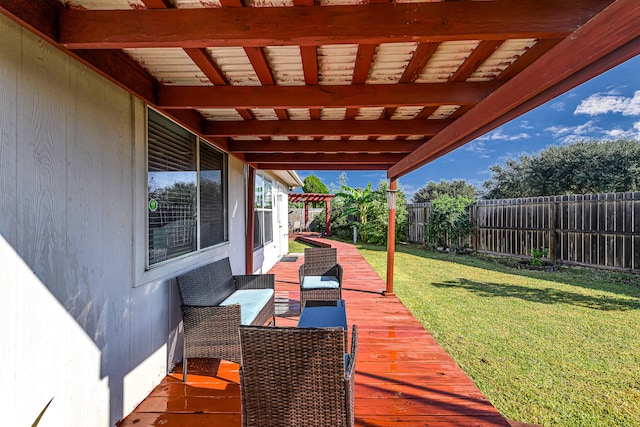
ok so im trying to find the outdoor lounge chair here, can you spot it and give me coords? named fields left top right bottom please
left=298, top=247, right=343, bottom=310
left=239, top=324, right=358, bottom=427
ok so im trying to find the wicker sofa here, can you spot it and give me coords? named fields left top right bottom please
left=176, top=257, right=275, bottom=380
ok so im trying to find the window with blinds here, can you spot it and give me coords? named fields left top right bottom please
left=147, top=109, right=227, bottom=266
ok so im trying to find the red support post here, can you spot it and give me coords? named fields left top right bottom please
left=385, top=179, right=397, bottom=296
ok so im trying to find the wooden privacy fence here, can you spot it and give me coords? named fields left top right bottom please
left=406, top=202, right=430, bottom=244
left=406, top=192, right=640, bottom=273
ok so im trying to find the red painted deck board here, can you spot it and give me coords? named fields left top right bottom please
left=117, top=236, right=510, bottom=427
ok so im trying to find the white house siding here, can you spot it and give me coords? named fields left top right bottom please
left=252, top=178, right=290, bottom=274
left=0, top=15, right=162, bottom=426
left=0, top=14, right=290, bottom=426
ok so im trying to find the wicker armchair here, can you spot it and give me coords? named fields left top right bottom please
left=176, top=258, right=275, bottom=381
left=298, top=247, right=343, bottom=309
left=239, top=324, right=358, bottom=427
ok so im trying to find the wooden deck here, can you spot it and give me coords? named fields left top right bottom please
left=117, top=237, right=512, bottom=426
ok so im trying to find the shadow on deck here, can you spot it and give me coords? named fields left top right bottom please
left=117, top=236, right=527, bottom=426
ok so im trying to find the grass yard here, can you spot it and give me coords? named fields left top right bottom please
left=288, top=238, right=315, bottom=254
left=356, top=242, right=640, bottom=427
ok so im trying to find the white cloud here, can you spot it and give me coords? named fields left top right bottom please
left=545, top=120, right=601, bottom=143
left=478, top=129, right=530, bottom=142
left=464, top=141, right=491, bottom=158
left=602, top=121, right=640, bottom=140
left=549, top=101, right=565, bottom=112
left=519, top=121, right=534, bottom=130
left=574, top=90, right=640, bottom=116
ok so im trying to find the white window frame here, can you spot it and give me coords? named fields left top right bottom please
left=254, top=173, right=274, bottom=250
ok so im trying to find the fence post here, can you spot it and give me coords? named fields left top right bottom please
left=471, top=204, right=477, bottom=252
left=549, top=200, right=557, bottom=264
left=422, top=206, right=427, bottom=245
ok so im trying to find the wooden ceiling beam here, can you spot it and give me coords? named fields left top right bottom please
left=352, top=44, right=377, bottom=84
left=58, top=0, right=613, bottom=49
left=346, top=44, right=378, bottom=119
left=400, top=42, right=440, bottom=83
left=450, top=40, right=504, bottom=82
left=254, top=163, right=392, bottom=171
left=388, top=0, right=640, bottom=179
left=183, top=48, right=227, bottom=85
left=204, top=119, right=451, bottom=137
left=300, top=46, right=319, bottom=85
left=244, top=153, right=405, bottom=164
left=228, top=139, right=424, bottom=153
left=158, top=81, right=499, bottom=109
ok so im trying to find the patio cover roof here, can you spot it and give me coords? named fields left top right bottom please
left=2, top=0, right=639, bottom=182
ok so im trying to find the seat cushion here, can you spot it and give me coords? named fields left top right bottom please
left=220, top=289, right=274, bottom=325
left=301, top=275, right=340, bottom=289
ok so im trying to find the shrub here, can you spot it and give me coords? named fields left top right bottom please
left=530, top=247, right=549, bottom=266
left=425, top=195, right=472, bottom=251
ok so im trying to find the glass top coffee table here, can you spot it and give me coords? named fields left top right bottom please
left=297, top=299, right=347, bottom=330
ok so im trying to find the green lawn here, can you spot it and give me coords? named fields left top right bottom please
left=356, top=243, right=640, bottom=427
left=287, top=238, right=315, bottom=254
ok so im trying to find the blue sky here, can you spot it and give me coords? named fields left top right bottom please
left=296, top=54, right=640, bottom=200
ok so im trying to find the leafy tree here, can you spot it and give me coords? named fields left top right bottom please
left=482, top=139, right=640, bottom=199
left=336, top=182, right=373, bottom=226
left=412, top=179, right=478, bottom=202
left=302, top=174, right=329, bottom=194
left=330, top=180, right=408, bottom=245
left=425, top=195, right=473, bottom=251
left=359, top=180, right=408, bottom=245
left=301, top=175, right=329, bottom=208
left=328, top=193, right=351, bottom=240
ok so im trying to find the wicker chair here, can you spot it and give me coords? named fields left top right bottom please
left=239, top=324, right=358, bottom=427
left=176, top=258, right=275, bottom=381
left=298, top=247, right=343, bottom=310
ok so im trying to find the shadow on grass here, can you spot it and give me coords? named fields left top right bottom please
left=432, top=278, right=640, bottom=311
left=356, top=242, right=640, bottom=300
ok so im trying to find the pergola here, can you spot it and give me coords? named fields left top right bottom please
left=288, top=193, right=336, bottom=235
left=3, top=0, right=638, bottom=293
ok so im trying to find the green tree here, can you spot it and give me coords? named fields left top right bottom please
left=336, top=183, right=373, bottom=241
left=301, top=175, right=329, bottom=208
left=412, top=179, right=478, bottom=202
left=336, top=182, right=373, bottom=225
left=482, top=139, right=640, bottom=198
left=360, top=180, right=408, bottom=245
left=302, top=174, right=329, bottom=194
left=425, top=195, right=473, bottom=251
left=330, top=180, right=408, bottom=245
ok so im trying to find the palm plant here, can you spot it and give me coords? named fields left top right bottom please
left=336, top=183, right=373, bottom=241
